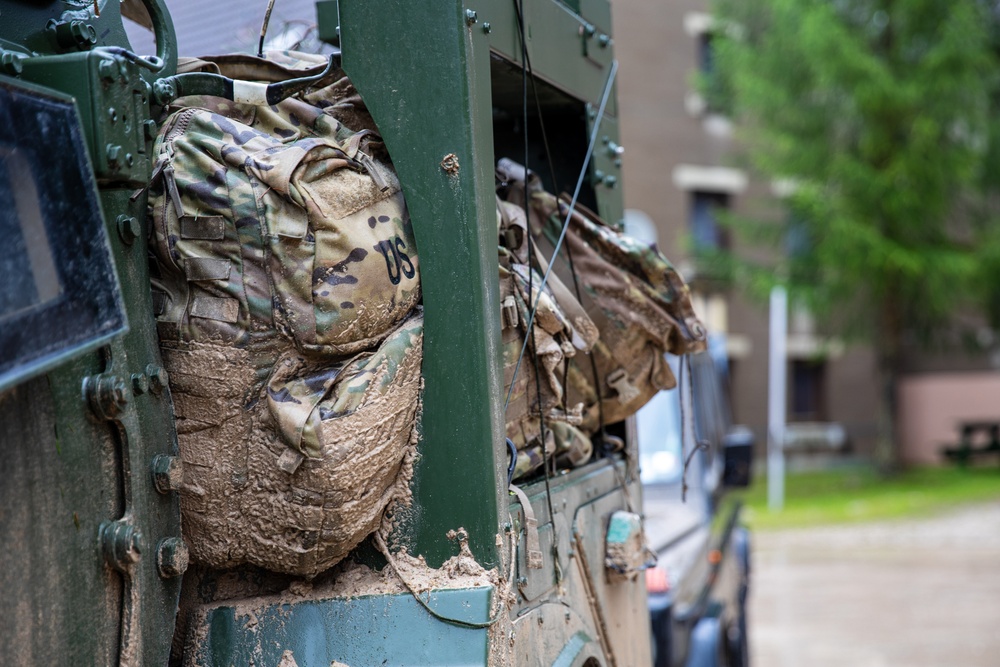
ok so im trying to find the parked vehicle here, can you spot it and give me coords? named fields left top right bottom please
left=639, top=341, right=754, bottom=667
left=0, top=0, right=672, bottom=665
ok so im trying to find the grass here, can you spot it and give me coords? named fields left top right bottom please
left=736, top=464, right=1000, bottom=531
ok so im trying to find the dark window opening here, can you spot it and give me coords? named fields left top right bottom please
left=790, top=359, right=825, bottom=422
left=689, top=191, right=730, bottom=252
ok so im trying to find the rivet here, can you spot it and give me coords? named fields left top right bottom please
left=482, top=22, right=491, bottom=34
left=598, top=34, right=611, bottom=48
left=517, top=576, right=527, bottom=587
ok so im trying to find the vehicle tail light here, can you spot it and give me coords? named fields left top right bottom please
left=645, top=566, right=670, bottom=594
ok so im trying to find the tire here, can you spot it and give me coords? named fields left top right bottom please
left=726, top=615, right=749, bottom=667
left=684, top=617, right=721, bottom=667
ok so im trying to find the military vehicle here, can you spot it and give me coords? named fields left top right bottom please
left=0, top=0, right=674, bottom=664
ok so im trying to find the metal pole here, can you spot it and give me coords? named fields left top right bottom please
left=768, top=285, right=787, bottom=512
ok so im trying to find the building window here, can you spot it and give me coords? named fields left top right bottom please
left=790, top=359, right=825, bottom=421
left=690, top=191, right=730, bottom=251
left=698, top=31, right=715, bottom=77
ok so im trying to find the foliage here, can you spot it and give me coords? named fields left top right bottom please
left=712, top=0, right=999, bottom=347
left=739, top=465, right=1000, bottom=530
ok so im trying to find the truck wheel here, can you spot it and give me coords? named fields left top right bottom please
left=726, top=617, right=749, bottom=667
left=684, top=617, right=721, bottom=667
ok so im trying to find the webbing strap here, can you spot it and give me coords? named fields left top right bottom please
left=508, top=483, right=543, bottom=569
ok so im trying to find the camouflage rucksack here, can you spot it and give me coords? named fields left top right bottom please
left=147, top=52, right=421, bottom=576
left=498, top=159, right=706, bottom=433
left=497, top=198, right=597, bottom=480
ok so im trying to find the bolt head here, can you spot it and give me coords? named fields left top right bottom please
left=117, top=215, right=140, bottom=245
left=465, top=9, right=478, bottom=24
left=482, top=22, right=491, bottom=34
left=100, top=520, right=142, bottom=572
left=152, top=455, right=184, bottom=494
left=106, top=144, right=122, bottom=168
left=157, top=537, right=189, bottom=578
left=146, top=364, right=168, bottom=393
left=1, top=52, right=24, bottom=75
left=98, top=59, right=116, bottom=81
left=85, top=373, right=131, bottom=420
left=131, top=373, right=148, bottom=395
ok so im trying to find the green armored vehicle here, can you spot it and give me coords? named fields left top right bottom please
left=0, top=1, right=702, bottom=664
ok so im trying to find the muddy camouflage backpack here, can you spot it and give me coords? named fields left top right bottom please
left=147, top=52, right=421, bottom=577
left=498, top=159, right=706, bottom=437
left=497, top=198, right=597, bottom=480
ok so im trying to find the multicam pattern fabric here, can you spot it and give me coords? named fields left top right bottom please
left=147, top=52, right=423, bottom=575
left=150, top=102, right=418, bottom=357
left=171, top=311, right=423, bottom=577
left=499, top=195, right=599, bottom=480
left=498, top=162, right=706, bottom=435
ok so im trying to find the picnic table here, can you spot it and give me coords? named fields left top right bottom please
left=942, top=421, right=1000, bottom=467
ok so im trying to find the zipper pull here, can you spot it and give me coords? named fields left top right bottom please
left=130, top=155, right=167, bottom=202
left=357, top=151, right=391, bottom=192
left=162, top=162, right=184, bottom=217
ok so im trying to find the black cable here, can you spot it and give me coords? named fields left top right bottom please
left=501, top=60, right=618, bottom=415
left=514, top=0, right=560, bottom=581
left=514, top=3, right=604, bottom=446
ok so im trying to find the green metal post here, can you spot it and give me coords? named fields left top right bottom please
left=336, top=0, right=506, bottom=568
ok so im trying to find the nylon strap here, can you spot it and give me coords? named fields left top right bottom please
left=508, top=483, right=543, bottom=569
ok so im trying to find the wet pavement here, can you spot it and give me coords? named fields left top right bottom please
left=749, top=502, right=1000, bottom=667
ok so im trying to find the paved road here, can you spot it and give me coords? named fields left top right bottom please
left=749, top=502, right=1000, bottom=667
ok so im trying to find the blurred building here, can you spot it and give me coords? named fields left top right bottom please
left=612, top=0, right=881, bottom=463
left=612, top=0, right=1000, bottom=466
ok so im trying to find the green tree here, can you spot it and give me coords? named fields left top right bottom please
left=712, top=0, right=999, bottom=467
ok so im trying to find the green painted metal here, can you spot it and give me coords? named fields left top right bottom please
left=335, top=0, right=507, bottom=569
left=0, top=3, right=183, bottom=665
left=193, top=587, right=494, bottom=666
left=477, top=0, right=616, bottom=114
left=586, top=111, right=626, bottom=226
left=552, top=631, right=592, bottom=667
